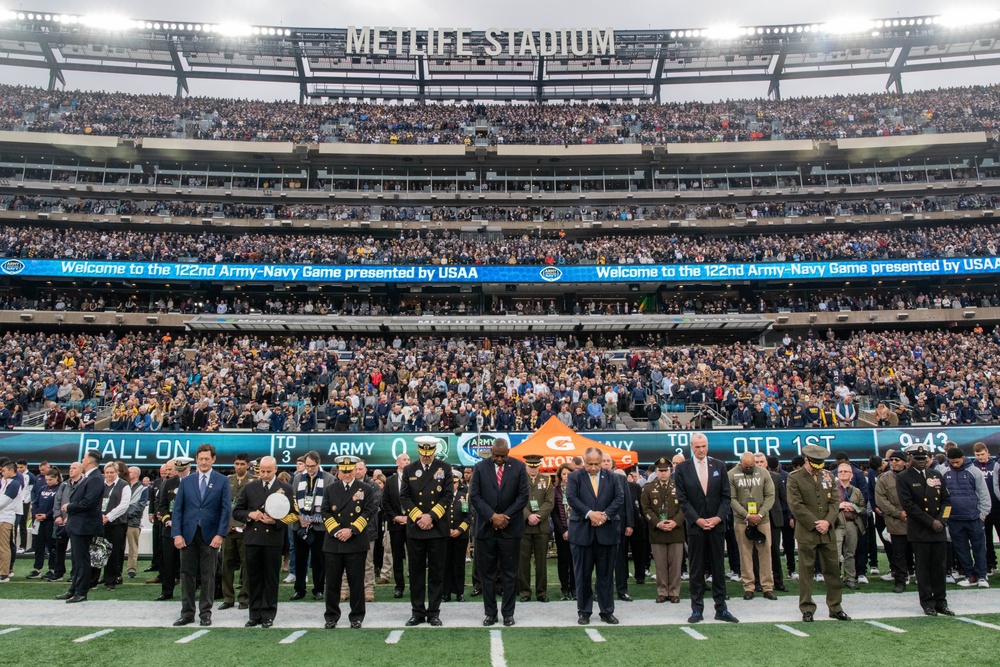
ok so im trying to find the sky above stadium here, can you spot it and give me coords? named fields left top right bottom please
left=5, top=0, right=1000, bottom=100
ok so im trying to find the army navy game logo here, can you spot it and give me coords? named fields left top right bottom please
left=539, top=266, right=562, bottom=282
left=0, top=259, right=25, bottom=275
left=457, top=432, right=499, bottom=466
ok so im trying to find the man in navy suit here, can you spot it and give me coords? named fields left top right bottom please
left=57, top=450, right=104, bottom=603
left=566, top=447, right=624, bottom=625
left=674, top=432, right=739, bottom=623
left=468, top=439, right=529, bottom=627
left=172, top=444, right=232, bottom=627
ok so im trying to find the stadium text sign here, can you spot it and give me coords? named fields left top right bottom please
left=345, top=27, right=616, bottom=58
left=6, top=257, right=1000, bottom=284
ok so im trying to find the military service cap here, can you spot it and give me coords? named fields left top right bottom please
left=173, top=456, right=194, bottom=470
left=334, top=455, right=360, bottom=472
left=654, top=457, right=672, bottom=469
left=801, top=445, right=830, bottom=462
left=415, top=436, right=441, bottom=455
left=903, top=444, right=930, bottom=459
left=524, top=454, right=543, bottom=468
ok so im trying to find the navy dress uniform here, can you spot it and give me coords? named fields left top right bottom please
left=444, top=469, right=471, bottom=601
left=155, top=457, right=192, bottom=601
left=895, top=445, right=954, bottom=616
left=400, top=437, right=454, bottom=626
left=221, top=466, right=254, bottom=610
left=232, top=473, right=298, bottom=627
left=321, top=456, right=378, bottom=629
left=519, top=454, right=554, bottom=602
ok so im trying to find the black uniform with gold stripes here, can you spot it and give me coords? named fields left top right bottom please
left=321, top=477, right=377, bottom=626
left=232, top=479, right=299, bottom=625
left=444, top=481, right=471, bottom=599
left=400, top=457, right=454, bottom=622
left=156, top=474, right=183, bottom=598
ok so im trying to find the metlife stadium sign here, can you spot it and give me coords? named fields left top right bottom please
left=344, top=27, right=616, bottom=58
left=4, top=257, right=1000, bottom=284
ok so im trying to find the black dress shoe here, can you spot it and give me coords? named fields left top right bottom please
left=617, top=593, right=633, bottom=602
left=313, top=592, right=324, bottom=601
left=577, top=615, right=590, bottom=625
left=66, top=595, right=88, bottom=603
left=238, top=603, right=249, bottom=610
left=393, top=589, right=404, bottom=599
left=143, top=566, right=157, bottom=572
left=519, top=595, right=531, bottom=602
left=443, top=595, right=452, bottom=603
left=455, top=595, right=464, bottom=602
left=471, top=588, right=482, bottom=597
left=173, top=618, right=194, bottom=626
left=199, top=618, right=212, bottom=627
left=537, top=596, right=548, bottom=603
left=324, top=622, right=337, bottom=629
left=599, top=614, right=619, bottom=625
left=829, top=611, right=851, bottom=621
left=503, top=617, right=515, bottom=627
left=218, top=602, right=235, bottom=610
left=483, top=616, right=498, bottom=627
left=290, top=591, right=305, bottom=601
left=428, top=617, right=443, bottom=627
left=936, top=607, right=955, bottom=616
left=155, top=594, right=173, bottom=601
left=350, top=621, right=362, bottom=629
left=405, top=616, right=425, bottom=627
left=775, top=583, right=788, bottom=592
left=755, top=584, right=763, bottom=592
left=55, top=592, right=73, bottom=600
left=245, top=620, right=261, bottom=628
left=923, top=608, right=938, bottom=616
left=802, top=612, right=814, bottom=622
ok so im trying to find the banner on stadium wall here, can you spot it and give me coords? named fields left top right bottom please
left=3, top=257, right=1000, bottom=284
left=3, top=426, right=997, bottom=469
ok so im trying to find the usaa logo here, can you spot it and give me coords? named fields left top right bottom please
left=0, top=259, right=25, bottom=275
left=457, top=432, right=498, bottom=466
left=539, top=266, right=563, bottom=282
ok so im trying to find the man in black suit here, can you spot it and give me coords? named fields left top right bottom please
left=381, top=453, right=410, bottom=598
left=322, top=455, right=378, bottom=629
left=468, top=439, right=529, bottom=627
left=566, top=446, right=624, bottom=625
left=153, top=457, right=190, bottom=600
left=674, top=432, right=739, bottom=623
left=895, top=444, right=953, bottom=616
left=400, top=436, right=453, bottom=627
left=57, top=450, right=104, bottom=603
left=232, top=456, right=299, bottom=628
left=601, top=454, right=636, bottom=601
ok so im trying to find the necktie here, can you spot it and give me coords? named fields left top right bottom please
left=200, top=474, right=208, bottom=498
left=698, top=459, right=709, bottom=495
left=496, top=464, right=503, bottom=487
left=590, top=474, right=599, bottom=495
left=265, top=482, right=271, bottom=492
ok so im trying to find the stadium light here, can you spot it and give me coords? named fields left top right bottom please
left=215, top=22, right=253, bottom=37
left=822, top=18, right=876, bottom=34
left=79, top=14, right=136, bottom=31
left=935, top=9, right=1000, bottom=27
left=704, top=25, right=744, bottom=40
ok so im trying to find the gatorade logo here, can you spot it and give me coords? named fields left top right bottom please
left=0, top=259, right=25, bottom=275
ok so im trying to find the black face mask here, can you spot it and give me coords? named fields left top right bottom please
left=742, top=466, right=756, bottom=474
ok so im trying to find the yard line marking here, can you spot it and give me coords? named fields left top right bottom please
left=867, top=621, right=906, bottom=634
left=73, top=629, right=114, bottom=643
left=775, top=624, right=809, bottom=637
left=490, top=629, right=507, bottom=667
left=585, top=628, right=605, bottom=642
left=175, top=630, right=209, bottom=644
left=385, top=630, right=404, bottom=644
left=280, top=630, right=307, bottom=644
left=957, top=617, right=1000, bottom=631
left=0, top=628, right=20, bottom=636
left=679, top=626, right=707, bottom=640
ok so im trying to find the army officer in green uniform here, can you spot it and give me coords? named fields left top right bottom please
left=640, top=457, right=685, bottom=604
left=519, top=454, right=554, bottom=602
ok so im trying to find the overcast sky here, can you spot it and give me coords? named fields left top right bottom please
left=4, top=1, right=1000, bottom=101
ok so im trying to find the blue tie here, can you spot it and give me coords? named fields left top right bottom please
left=200, top=474, right=208, bottom=499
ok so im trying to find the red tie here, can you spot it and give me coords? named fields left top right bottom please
left=496, top=464, right=503, bottom=487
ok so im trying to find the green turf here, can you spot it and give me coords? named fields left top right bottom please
left=0, top=615, right=997, bottom=667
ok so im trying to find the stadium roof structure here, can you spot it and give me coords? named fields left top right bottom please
left=2, top=11, right=1000, bottom=102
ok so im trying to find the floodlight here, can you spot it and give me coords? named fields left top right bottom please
left=216, top=23, right=253, bottom=37
left=705, top=25, right=743, bottom=40
left=822, top=18, right=875, bottom=34
left=935, top=10, right=1000, bottom=27
left=79, top=14, right=135, bottom=31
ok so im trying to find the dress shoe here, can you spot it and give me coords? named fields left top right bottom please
left=635, top=579, right=645, bottom=585
left=238, top=603, right=249, bottom=610
left=218, top=602, right=235, bottom=610
left=923, top=607, right=938, bottom=616
left=455, top=595, right=464, bottom=602
left=365, top=593, right=375, bottom=602
left=715, top=610, right=739, bottom=623
left=754, top=584, right=763, bottom=592
left=350, top=621, right=362, bottom=629
left=560, top=591, right=571, bottom=601
left=173, top=618, right=194, bottom=626
left=145, top=577, right=161, bottom=585
left=483, top=616, right=498, bottom=627
left=313, top=592, right=324, bottom=600
left=405, top=616, right=425, bottom=627
left=893, top=583, right=906, bottom=594
left=155, top=594, right=173, bottom=601
left=471, top=588, right=482, bottom=597
left=377, top=577, right=390, bottom=585
left=687, top=612, right=703, bottom=623
left=763, top=591, right=777, bottom=600
left=503, top=617, right=515, bottom=627
left=537, top=595, right=548, bottom=603
left=802, top=612, right=814, bottom=622
left=245, top=620, right=261, bottom=628
left=829, top=611, right=852, bottom=621
left=519, top=595, right=531, bottom=602
left=393, top=589, right=404, bottom=599
left=199, top=618, right=212, bottom=627
left=669, top=596, right=680, bottom=604
left=324, top=622, right=337, bottom=629
left=656, top=595, right=668, bottom=603
left=443, top=595, right=452, bottom=603
left=428, top=617, right=443, bottom=627
left=56, top=592, right=73, bottom=600
left=290, top=591, right=305, bottom=601
left=743, top=591, right=754, bottom=600
left=618, top=593, right=633, bottom=602
left=599, top=614, right=619, bottom=625
left=577, top=615, right=590, bottom=625
left=936, top=607, right=955, bottom=616
left=775, top=583, right=788, bottom=592
left=66, top=596, right=87, bottom=604
left=261, top=620, right=273, bottom=628
left=143, top=566, right=157, bottom=573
